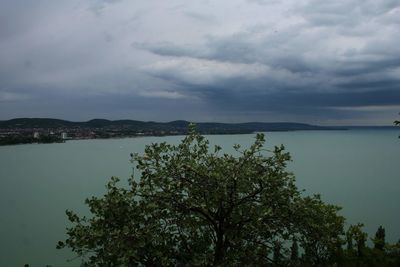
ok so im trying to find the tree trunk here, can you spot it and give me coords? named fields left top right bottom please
left=214, top=231, right=225, bottom=265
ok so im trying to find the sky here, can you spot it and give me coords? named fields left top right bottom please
left=0, top=0, right=400, bottom=125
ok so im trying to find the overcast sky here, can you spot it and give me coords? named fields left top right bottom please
left=1, top=0, right=399, bottom=125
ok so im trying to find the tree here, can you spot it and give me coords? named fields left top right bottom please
left=57, top=125, right=345, bottom=266
left=345, top=223, right=368, bottom=265
left=374, top=226, right=386, bottom=251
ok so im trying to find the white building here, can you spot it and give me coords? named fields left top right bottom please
left=33, top=132, right=40, bottom=139
left=61, top=132, right=68, bottom=139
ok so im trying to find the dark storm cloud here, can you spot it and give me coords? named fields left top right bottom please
left=0, top=0, right=399, bottom=124
left=138, top=0, right=400, bottom=125
left=168, top=82, right=400, bottom=112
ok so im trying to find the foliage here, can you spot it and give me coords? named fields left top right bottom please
left=57, top=125, right=399, bottom=266
left=374, top=225, right=386, bottom=250
left=343, top=225, right=400, bottom=267
left=0, top=133, right=63, bottom=146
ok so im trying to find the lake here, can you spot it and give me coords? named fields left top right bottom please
left=0, top=129, right=399, bottom=266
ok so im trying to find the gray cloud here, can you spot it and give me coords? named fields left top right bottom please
left=0, top=0, right=399, bottom=125
left=88, top=0, right=125, bottom=15
left=184, top=11, right=217, bottom=23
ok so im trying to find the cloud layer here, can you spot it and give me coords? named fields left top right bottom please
left=1, top=0, right=399, bottom=124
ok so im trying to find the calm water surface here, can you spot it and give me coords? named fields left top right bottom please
left=0, top=130, right=399, bottom=266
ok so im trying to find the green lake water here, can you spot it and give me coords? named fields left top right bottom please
left=0, top=130, right=399, bottom=266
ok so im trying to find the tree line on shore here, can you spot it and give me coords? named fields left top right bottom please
left=0, top=133, right=64, bottom=145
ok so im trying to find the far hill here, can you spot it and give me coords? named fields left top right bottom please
left=0, top=118, right=341, bottom=134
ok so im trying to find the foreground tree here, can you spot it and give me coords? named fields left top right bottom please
left=58, top=125, right=345, bottom=266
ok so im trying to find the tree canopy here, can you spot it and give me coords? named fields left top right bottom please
left=57, top=125, right=398, bottom=266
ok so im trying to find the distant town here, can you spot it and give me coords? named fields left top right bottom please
left=3, top=117, right=394, bottom=146
left=0, top=125, right=178, bottom=146
left=0, top=118, right=186, bottom=145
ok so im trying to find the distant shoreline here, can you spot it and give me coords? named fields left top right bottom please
left=1, top=118, right=397, bottom=146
